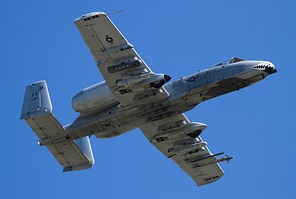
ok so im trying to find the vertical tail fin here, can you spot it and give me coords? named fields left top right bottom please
left=20, top=80, right=52, bottom=120
left=21, top=80, right=95, bottom=171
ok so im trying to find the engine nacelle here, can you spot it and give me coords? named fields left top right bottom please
left=72, top=81, right=119, bottom=113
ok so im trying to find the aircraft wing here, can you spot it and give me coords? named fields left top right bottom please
left=139, top=113, right=224, bottom=186
left=74, top=12, right=170, bottom=109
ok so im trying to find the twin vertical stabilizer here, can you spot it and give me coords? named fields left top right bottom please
left=21, top=80, right=95, bottom=171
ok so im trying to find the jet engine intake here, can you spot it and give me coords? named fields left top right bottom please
left=150, top=74, right=171, bottom=88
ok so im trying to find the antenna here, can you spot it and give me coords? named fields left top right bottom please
left=107, top=10, right=125, bottom=16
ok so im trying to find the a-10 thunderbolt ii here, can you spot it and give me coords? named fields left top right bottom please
left=21, top=12, right=277, bottom=186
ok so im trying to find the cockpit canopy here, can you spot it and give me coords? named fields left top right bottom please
left=229, top=57, right=245, bottom=63
left=214, top=57, right=245, bottom=67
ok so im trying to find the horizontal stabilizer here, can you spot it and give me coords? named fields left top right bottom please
left=21, top=81, right=95, bottom=171
left=49, top=136, right=95, bottom=172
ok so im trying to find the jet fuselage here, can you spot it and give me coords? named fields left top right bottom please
left=65, top=58, right=276, bottom=140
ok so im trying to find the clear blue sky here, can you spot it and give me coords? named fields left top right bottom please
left=1, top=0, right=295, bottom=198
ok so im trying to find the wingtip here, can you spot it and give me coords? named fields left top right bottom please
left=74, top=11, right=106, bottom=22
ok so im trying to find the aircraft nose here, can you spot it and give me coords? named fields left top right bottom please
left=253, top=62, right=277, bottom=74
